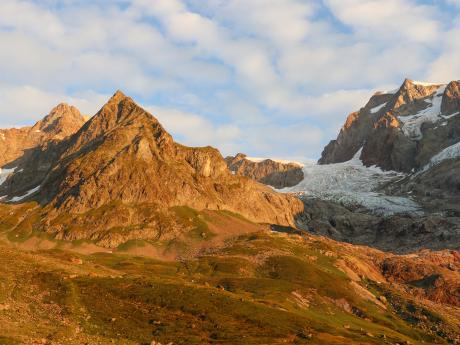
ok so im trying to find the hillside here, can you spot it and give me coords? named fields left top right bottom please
left=0, top=226, right=459, bottom=345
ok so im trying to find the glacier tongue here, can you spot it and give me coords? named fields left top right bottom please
left=281, top=149, right=422, bottom=216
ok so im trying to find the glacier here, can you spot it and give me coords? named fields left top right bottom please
left=280, top=149, right=422, bottom=216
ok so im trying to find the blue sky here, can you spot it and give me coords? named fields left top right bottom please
left=0, top=0, right=459, bottom=159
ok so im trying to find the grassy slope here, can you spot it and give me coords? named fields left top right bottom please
left=0, top=203, right=458, bottom=344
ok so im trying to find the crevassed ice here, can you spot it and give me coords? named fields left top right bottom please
left=419, top=141, right=460, bottom=174
left=398, top=86, right=446, bottom=140
left=281, top=148, right=422, bottom=216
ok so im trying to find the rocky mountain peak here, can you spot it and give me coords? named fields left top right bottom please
left=32, top=103, right=86, bottom=138
left=0, top=103, right=86, bottom=168
left=320, top=78, right=460, bottom=172
left=389, top=78, right=442, bottom=110
left=66, top=90, right=172, bottom=157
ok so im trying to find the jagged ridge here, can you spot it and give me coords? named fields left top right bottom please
left=319, top=79, right=460, bottom=172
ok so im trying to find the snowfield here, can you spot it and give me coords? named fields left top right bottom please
left=370, top=102, right=387, bottom=114
left=281, top=149, right=422, bottom=216
left=419, top=141, right=460, bottom=173
left=9, top=185, right=41, bottom=202
left=0, top=166, right=16, bottom=186
left=398, top=85, right=446, bottom=140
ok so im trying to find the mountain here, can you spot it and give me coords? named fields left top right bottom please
left=0, top=91, right=459, bottom=345
left=0, top=91, right=304, bottom=247
left=225, top=153, right=304, bottom=189
left=274, top=79, right=460, bottom=253
left=319, top=79, right=460, bottom=173
left=0, top=103, right=86, bottom=167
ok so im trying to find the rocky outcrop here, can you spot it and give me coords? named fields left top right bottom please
left=0, top=103, right=86, bottom=168
left=319, top=79, right=460, bottom=172
left=225, top=153, right=304, bottom=189
left=0, top=91, right=305, bottom=246
left=389, top=78, right=441, bottom=111
left=441, top=80, right=460, bottom=114
left=299, top=198, right=460, bottom=253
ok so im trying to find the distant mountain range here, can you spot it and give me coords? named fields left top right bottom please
left=0, top=83, right=459, bottom=345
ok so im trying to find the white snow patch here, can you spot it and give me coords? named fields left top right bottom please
left=413, top=81, right=444, bottom=87
left=281, top=148, right=421, bottom=216
left=9, top=185, right=40, bottom=202
left=385, top=88, right=399, bottom=94
left=246, top=157, right=305, bottom=167
left=398, top=86, right=446, bottom=140
left=442, top=112, right=460, bottom=120
left=370, top=102, right=387, bottom=114
left=0, top=167, right=17, bottom=186
left=419, top=141, right=460, bottom=173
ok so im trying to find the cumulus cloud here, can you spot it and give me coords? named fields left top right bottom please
left=0, top=0, right=458, bottom=159
left=324, top=0, right=442, bottom=43
left=0, top=85, right=108, bottom=127
left=146, top=105, right=242, bottom=155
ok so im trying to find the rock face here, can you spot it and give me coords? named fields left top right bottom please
left=0, top=103, right=86, bottom=168
left=225, top=153, right=304, bottom=189
left=299, top=198, right=460, bottom=253
left=442, top=81, right=460, bottom=114
left=319, top=79, right=460, bottom=172
left=0, top=91, right=304, bottom=246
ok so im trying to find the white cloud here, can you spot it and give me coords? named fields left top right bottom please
left=0, top=0, right=458, bottom=159
left=146, top=106, right=241, bottom=155
left=446, top=0, right=460, bottom=6
left=324, top=0, right=441, bottom=43
left=426, top=22, right=460, bottom=82
left=0, top=84, right=108, bottom=127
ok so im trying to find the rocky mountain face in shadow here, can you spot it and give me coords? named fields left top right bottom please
left=225, top=153, right=304, bottom=189
left=0, top=91, right=304, bottom=247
